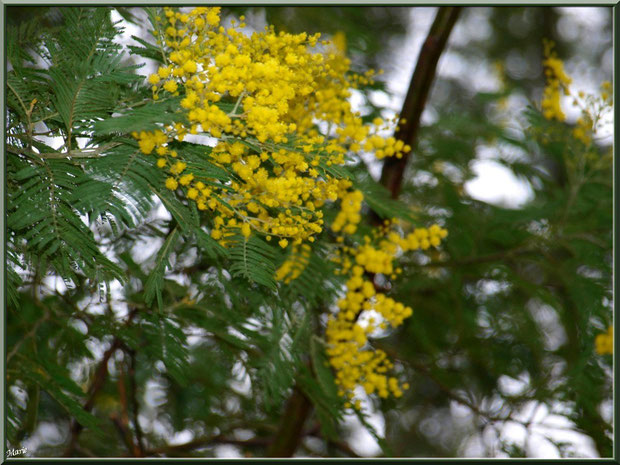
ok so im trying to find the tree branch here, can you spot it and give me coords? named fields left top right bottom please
left=265, top=386, right=313, bottom=457
left=110, top=413, right=138, bottom=457
left=63, top=339, right=120, bottom=456
left=380, top=7, right=462, bottom=198
left=63, top=308, right=139, bottom=457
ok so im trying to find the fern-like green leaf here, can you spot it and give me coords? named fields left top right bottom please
left=144, top=225, right=181, bottom=311
left=93, top=97, right=183, bottom=135
left=354, top=172, right=417, bottom=223
left=228, top=234, right=277, bottom=290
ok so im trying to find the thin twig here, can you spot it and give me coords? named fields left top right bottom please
left=117, top=360, right=141, bottom=457
left=6, top=311, right=49, bottom=363
left=413, top=245, right=536, bottom=268
left=145, top=435, right=271, bottom=456
left=375, top=341, right=509, bottom=425
left=127, top=349, right=146, bottom=456
left=7, top=142, right=122, bottom=159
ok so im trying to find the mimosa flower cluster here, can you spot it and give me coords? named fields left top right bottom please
left=275, top=243, right=311, bottom=284
left=327, top=221, right=448, bottom=406
left=571, top=80, right=613, bottom=146
left=541, top=40, right=612, bottom=147
left=539, top=43, right=613, bottom=360
left=541, top=39, right=572, bottom=122
left=595, top=326, right=613, bottom=355
left=135, top=7, right=411, bottom=249
left=133, top=7, right=447, bottom=407
left=331, top=189, right=364, bottom=235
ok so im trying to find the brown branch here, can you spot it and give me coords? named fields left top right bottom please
left=63, top=308, right=139, bottom=457
left=265, top=386, right=313, bottom=457
left=117, top=365, right=130, bottom=428
left=63, top=338, right=120, bottom=456
left=326, top=439, right=361, bottom=458
left=380, top=6, right=462, bottom=198
left=110, top=413, right=138, bottom=456
left=117, top=359, right=142, bottom=457
left=312, top=432, right=361, bottom=458
left=302, top=421, right=361, bottom=457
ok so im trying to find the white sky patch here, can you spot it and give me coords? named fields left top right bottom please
left=528, top=302, right=567, bottom=351
left=111, top=8, right=158, bottom=78
left=385, top=7, right=437, bottom=106
left=498, top=373, right=530, bottom=397
left=465, top=159, right=533, bottom=208
left=183, top=133, right=219, bottom=147
left=111, top=9, right=144, bottom=51
left=215, top=444, right=244, bottom=458
left=346, top=418, right=382, bottom=457
left=359, top=151, right=383, bottom=180
left=22, top=422, right=66, bottom=453
left=557, top=7, right=610, bottom=33
left=41, top=275, right=68, bottom=295
left=462, top=434, right=485, bottom=457
left=343, top=394, right=385, bottom=457
left=168, top=429, right=194, bottom=445
left=37, top=134, right=65, bottom=151
left=229, top=359, right=252, bottom=396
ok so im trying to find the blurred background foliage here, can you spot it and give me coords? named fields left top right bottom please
left=5, top=5, right=612, bottom=458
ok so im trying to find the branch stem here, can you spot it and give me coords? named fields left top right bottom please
left=63, top=308, right=139, bottom=457
left=265, top=386, right=312, bottom=457
left=380, top=7, right=462, bottom=198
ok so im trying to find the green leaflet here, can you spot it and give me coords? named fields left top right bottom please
left=140, top=313, right=190, bottom=386
left=353, top=172, right=417, bottom=223
left=144, top=225, right=182, bottom=311
left=228, top=234, right=278, bottom=290
left=93, top=97, right=184, bottom=135
left=310, top=336, right=340, bottom=401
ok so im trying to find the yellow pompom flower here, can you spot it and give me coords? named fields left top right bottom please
left=595, top=326, right=613, bottom=355
left=241, top=223, right=251, bottom=238
left=541, top=39, right=572, bottom=122
left=179, top=173, right=194, bottom=186
left=163, top=80, right=178, bottom=93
